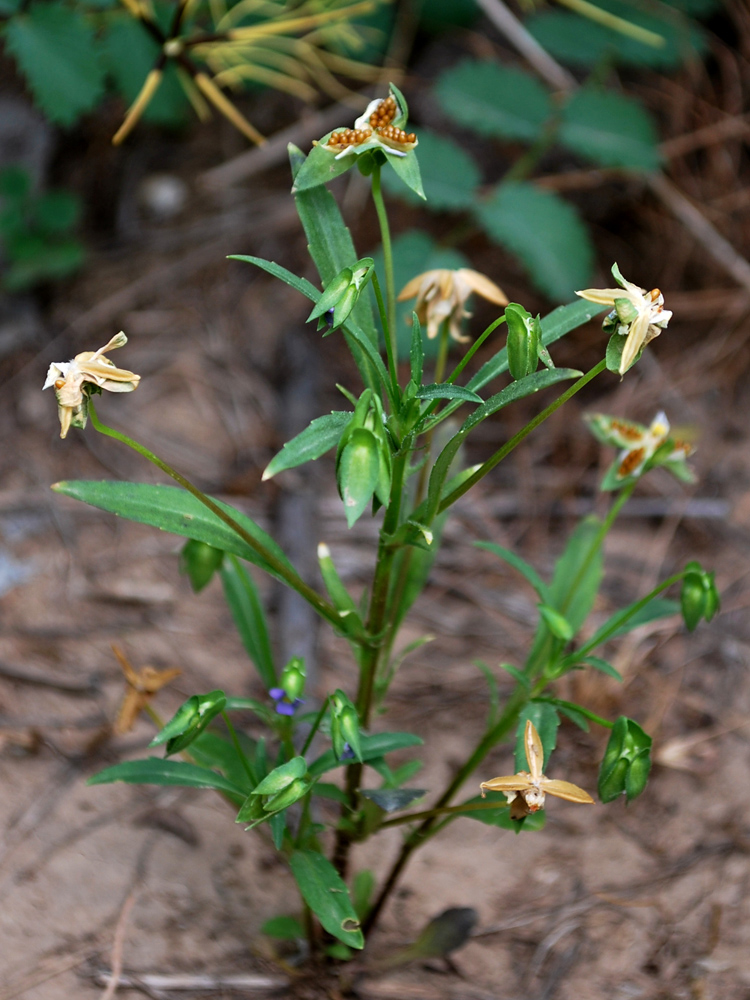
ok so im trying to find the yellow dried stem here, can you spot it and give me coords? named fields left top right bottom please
left=112, top=68, right=163, bottom=146
left=193, top=72, right=266, bottom=144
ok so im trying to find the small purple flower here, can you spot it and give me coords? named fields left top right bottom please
left=270, top=687, right=304, bottom=716
left=340, top=742, right=356, bottom=761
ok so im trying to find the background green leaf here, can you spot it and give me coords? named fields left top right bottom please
left=478, top=182, right=594, bottom=301
left=436, top=60, right=552, bottom=142
left=382, top=129, right=479, bottom=210
left=87, top=757, right=247, bottom=797
left=514, top=702, right=560, bottom=772
left=289, top=850, right=364, bottom=949
left=559, top=89, right=661, bottom=170
left=220, top=556, right=276, bottom=689
left=5, top=3, right=106, bottom=126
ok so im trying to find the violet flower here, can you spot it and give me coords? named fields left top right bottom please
left=269, top=687, right=304, bottom=716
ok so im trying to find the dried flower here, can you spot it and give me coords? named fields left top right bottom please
left=43, top=332, right=140, bottom=438
left=586, top=411, right=695, bottom=488
left=112, top=645, right=181, bottom=736
left=480, top=720, right=594, bottom=819
left=398, top=268, right=508, bottom=343
left=576, top=263, right=672, bottom=375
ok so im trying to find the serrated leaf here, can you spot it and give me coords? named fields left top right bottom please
left=436, top=60, right=552, bottom=142
left=478, top=182, right=594, bottom=302
left=360, top=788, right=426, bottom=812
left=264, top=412, right=351, bottom=479
left=220, top=556, right=276, bottom=690
left=416, top=383, right=483, bottom=404
left=5, top=3, right=105, bottom=126
left=87, top=757, right=247, bottom=797
left=52, top=481, right=295, bottom=581
left=560, top=88, right=661, bottom=171
left=382, top=129, right=480, bottom=210
left=290, top=850, right=364, bottom=949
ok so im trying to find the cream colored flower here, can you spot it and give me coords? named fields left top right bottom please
left=398, top=268, right=508, bottom=343
left=43, top=332, right=140, bottom=438
left=325, top=93, right=418, bottom=160
left=576, top=263, right=671, bottom=375
left=480, top=720, right=594, bottom=820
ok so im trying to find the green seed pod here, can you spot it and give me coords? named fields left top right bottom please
left=624, top=752, right=651, bottom=802
left=149, top=689, right=227, bottom=755
left=252, top=756, right=307, bottom=797
left=506, top=304, right=539, bottom=381
left=180, top=539, right=224, bottom=592
left=337, top=428, right=380, bottom=528
left=597, top=716, right=652, bottom=803
left=598, top=756, right=629, bottom=803
left=263, top=777, right=311, bottom=812
left=681, top=561, right=719, bottom=631
left=279, top=657, right=306, bottom=701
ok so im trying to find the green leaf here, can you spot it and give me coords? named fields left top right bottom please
left=263, top=412, right=351, bottom=479
left=549, top=516, right=603, bottom=634
left=538, top=604, right=574, bottom=642
left=559, top=88, right=661, bottom=171
left=227, top=254, right=320, bottom=303
left=2, top=238, right=85, bottom=291
left=465, top=296, right=607, bottom=394
left=308, top=732, right=423, bottom=777
left=102, top=16, right=189, bottom=124
left=416, top=383, right=483, bottom=404
left=435, top=60, right=552, bottom=142
left=252, top=756, right=307, bottom=796
left=478, top=182, right=594, bottom=302
left=290, top=144, right=380, bottom=393
left=514, top=702, right=560, bottom=772
left=525, top=6, right=706, bottom=71
left=459, top=791, right=546, bottom=832
left=474, top=541, right=550, bottom=601
left=584, top=597, right=680, bottom=652
left=87, top=757, right=247, bottom=797
left=410, top=312, right=424, bottom=385
left=386, top=149, right=425, bottom=200
left=189, top=730, right=257, bottom=797
left=261, top=915, right=304, bottom=940
left=360, top=788, right=426, bottom=812
left=291, top=133, right=357, bottom=192
left=382, top=129, right=480, bottom=210
left=51, top=481, right=295, bottom=582
left=290, top=850, right=364, bottom=949
left=353, top=869, right=375, bottom=922
left=581, top=656, right=622, bottom=682
left=5, top=3, right=106, bottom=126
left=220, top=557, right=276, bottom=690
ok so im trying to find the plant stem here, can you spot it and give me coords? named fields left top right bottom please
left=300, top=698, right=329, bottom=757
left=88, top=402, right=343, bottom=632
left=438, top=359, right=607, bottom=514
left=371, top=163, right=397, bottom=366
left=445, top=314, right=507, bottom=386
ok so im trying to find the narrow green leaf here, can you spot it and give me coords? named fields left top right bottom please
left=292, top=133, right=357, bottom=191
left=290, top=850, right=364, bottom=949
left=87, top=758, right=247, bottom=797
left=5, top=3, right=105, bottom=126
left=549, top=516, right=604, bottom=634
left=416, top=383, right=483, bottom=404
left=353, top=869, right=375, bottom=922
left=228, top=254, right=320, bottom=302
left=360, top=788, right=426, bottom=812
left=436, top=60, right=552, bottom=142
left=262, top=915, right=305, bottom=940
left=581, top=656, right=623, bottom=681
left=584, top=596, right=680, bottom=651
left=51, top=481, right=295, bottom=582
left=410, top=311, right=424, bottom=385
left=308, top=732, right=423, bottom=778
left=474, top=541, right=550, bottom=601
left=263, top=412, right=351, bottom=480
left=538, top=604, right=574, bottom=642
left=220, top=557, right=276, bottom=689
left=560, top=88, right=661, bottom=171
left=478, top=182, right=594, bottom=301
left=190, top=730, right=258, bottom=794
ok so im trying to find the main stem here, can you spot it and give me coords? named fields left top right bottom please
left=87, top=403, right=342, bottom=632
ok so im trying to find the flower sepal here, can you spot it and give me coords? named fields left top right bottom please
left=307, top=258, right=374, bottom=333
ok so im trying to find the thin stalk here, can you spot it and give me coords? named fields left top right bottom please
left=87, top=403, right=342, bottom=632
left=221, top=710, right=256, bottom=788
left=300, top=698, right=329, bottom=757
left=438, top=359, right=607, bottom=514
left=379, top=798, right=523, bottom=829
left=371, top=163, right=397, bottom=364
left=445, top=314, right=507, bottom=386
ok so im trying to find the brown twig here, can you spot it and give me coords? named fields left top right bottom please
left=99, top=891, right=137, bottom=1000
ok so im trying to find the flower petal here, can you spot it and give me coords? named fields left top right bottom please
left=458, top=268, right=508, bottom=305
left=539, top=778, right=594, bottom=804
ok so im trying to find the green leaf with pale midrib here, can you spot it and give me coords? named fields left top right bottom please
left=264, top=411, right=351, bottom=479
left=87, top=757, right=247, bottom=797
left=52, top=481, right=295, bottom=581
left=290, top=850, right=364, bottom=949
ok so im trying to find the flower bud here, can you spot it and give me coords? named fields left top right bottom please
left=149, top=689, right=227, bottom=755
left=680, top=561, right=719, bottom=631
left=180, top=539, right=224, bottom=592
left=331, top=689, right=362, bottom=761
left=279, top=657, right=306, bottom=702
left=263, top=777, right=311, bottom=812
left=252, top=756, right=307, bottom=797
left=307, top=258, right=374, bottom=332
left=505, top=304, right=540, bottom=381
left=597, top=716, right=652, bottom=803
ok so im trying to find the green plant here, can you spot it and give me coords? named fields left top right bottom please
left=0, top=165, right=85, bottom=292
left=44, top=86, right=717, bottom=964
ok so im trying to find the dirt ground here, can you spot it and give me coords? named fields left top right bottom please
left=2, top=9, right=750, bottom=1000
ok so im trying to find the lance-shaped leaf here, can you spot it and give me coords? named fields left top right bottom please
left=220, top=556, right=276, bottom=690
left=263, top=412, right=352, bottom=480
left=150, top=690, right=227, bottom=755
left=87, top=758, right=247, bottom=798
left=290, top=850, right=364, bottom=949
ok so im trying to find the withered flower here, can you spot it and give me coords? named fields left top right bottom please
left=112, top=645, right=181, bottom=736
left=480, top=720, right=594, bottom=819
left=398, top=268, right=508, bottom=343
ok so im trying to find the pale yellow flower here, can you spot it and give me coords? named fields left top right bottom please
left=480, top=720, right=594, bottom=820
left=398, top=268, right=508, bottom=343
left=43, top=332, right=140, bottom=438
left=576, top=263, right=671, bottom=375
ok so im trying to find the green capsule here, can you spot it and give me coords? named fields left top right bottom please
left=150, top=689, right=227, bottom=755
left=598, top=756, right=629, bottom=803
left=506, top=304, right=539, bottom=381
left=252, top=756, right=307, bottom=797
left=279, top=657, right=306, bottom=701
left=180, top=539, right=224, bottom=592
left=624, top=752, right=651, bottom=802
left=263, top=777, right=310, bottom=812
